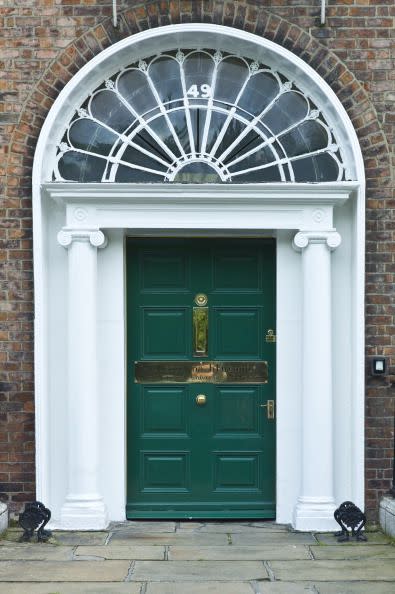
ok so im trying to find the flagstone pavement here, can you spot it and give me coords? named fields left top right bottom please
left=0, top=521, right=394, bottom=593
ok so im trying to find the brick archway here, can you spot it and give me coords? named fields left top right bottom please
left=2, top=2, right=393, bottom=520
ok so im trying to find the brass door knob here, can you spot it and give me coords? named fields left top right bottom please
left=196, top=394, right=207, bottom=406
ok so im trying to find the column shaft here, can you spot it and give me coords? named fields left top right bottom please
left=58, top=229, right=108, bottom=530
left=293, top=231, right=341, bottom=531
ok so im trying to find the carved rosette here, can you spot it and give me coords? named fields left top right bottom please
left=57, top=229, right=108, bottom=249
left=292, top=231, right=341, bottom=252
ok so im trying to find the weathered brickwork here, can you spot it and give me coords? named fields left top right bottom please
left=0, top=0, right=394, bottom=519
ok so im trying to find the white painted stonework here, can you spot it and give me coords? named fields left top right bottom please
left=32, top=25, right=365, bottom=531
left=379, top=496, right=395, bottom=538
left=0, top=503, right=8, bottom=535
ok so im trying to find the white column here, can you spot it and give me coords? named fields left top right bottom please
left=292, top=230, right=341, bottom=531
left=57, top=228, right=109, bottom=529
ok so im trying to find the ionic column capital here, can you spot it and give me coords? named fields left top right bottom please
left=57, top=228, right=108, bottom=249
left=292, top=230, right=341, bottom=252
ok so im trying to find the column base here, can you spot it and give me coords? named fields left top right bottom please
left=60, top=495, right=109, bottom=530
left=293, top=497, right=337, bottom=531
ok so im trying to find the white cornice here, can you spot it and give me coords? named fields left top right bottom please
left=43, top=182, right=359, bottom=206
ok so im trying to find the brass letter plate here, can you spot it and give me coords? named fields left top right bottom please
left=193, top=307, right=208, bottom=357
left=134, top=361, right=268, bottom=384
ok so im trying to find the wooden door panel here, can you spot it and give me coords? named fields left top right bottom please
left=141, top=452, right=191, bottom=492
left=213, top=387, right=260, bottom=436
left=213, top=453, right=261, bottom=491
left=213, top=308, right=261, bottom=358
left=140, top=251, right=189, bottom=292
left=141, top=307, right=189, bottom=358
left=213, top=253, right=262, bottom=292
left=141, top=387, right=189, bottom=436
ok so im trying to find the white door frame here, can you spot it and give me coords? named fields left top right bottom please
left=32, top=24, right=365, bottom=530
left=39, top=181, right=363, bottom=530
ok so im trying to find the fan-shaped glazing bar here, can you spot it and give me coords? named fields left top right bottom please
left=54, top=49, right=345, bottom=183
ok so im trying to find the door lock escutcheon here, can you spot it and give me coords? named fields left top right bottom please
left=259, top=400, right=275, bottom=419
left=194, top=293, right=208, bottom=306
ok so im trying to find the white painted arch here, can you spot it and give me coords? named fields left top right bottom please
left=32, top=24, right=365, bottom=530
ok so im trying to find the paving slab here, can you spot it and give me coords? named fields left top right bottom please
left=146, top=582, right=255, bottom=594
left=177, top=522, right=287, bottom=533
left=169, top=544, right=310, bottom=560
left=232, top=532, right=316, bottom=545
left=314, top=532, right=391, bottom=545
left=110, top=521, right=176, bottom=533
left=270, top=559, right=395, bottom=581
left=131, top=560, right=268, bottom=581
left=1, top=528, right=104, bottom=545
left=255, top=585, right=318, bottom=594
left=50, top=531, right=108, bottom=545
left=311, top=544, right=395, bottom=560
left=75, top=544, right=165, bottom=560
left=249, top=522, right=289, bottom=531
left=0, top=560, right=131, bottom=582
left=317, top=583, right=395, bottom=594
left=109, top=532, right=228, bottom=545
left=0, top=584, right=141, bottom=594
left=0, top=543, right=73, bottom=560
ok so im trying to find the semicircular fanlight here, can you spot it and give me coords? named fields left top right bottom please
left=54, top=49, right=347, bottom=183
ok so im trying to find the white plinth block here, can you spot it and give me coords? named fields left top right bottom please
left=57, top=229, right=109, bottom=530
left=292, top=231, right=341, bottom=531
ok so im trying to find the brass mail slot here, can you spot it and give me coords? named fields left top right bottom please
left=134, top=361, right=268, bottom=384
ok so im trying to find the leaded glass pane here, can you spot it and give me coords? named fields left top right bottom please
left=238, top=71, right=279, bottom=116
left=214, top=57, right=250, bottom=105
left=280, top=120, right=329, bottom=158
left=260, top=92, right=309, bottom=135
left=149, top=56, right=183, bottom=105
left=55, top=49, right=346, bottom=183
left=89, top=90, right=132, bottom=134
left=292, top=153, right=340, bottom=182
left=68, top=119, right=118, bottom=156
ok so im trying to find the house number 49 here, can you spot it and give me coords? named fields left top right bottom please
left=186, top=84, right=212, bottom=98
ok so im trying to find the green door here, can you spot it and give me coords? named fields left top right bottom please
left=126, top=239, right=276, bottom=519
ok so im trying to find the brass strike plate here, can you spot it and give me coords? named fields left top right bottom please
left=265, top=329, right=276, bottom=343
left=259, top=399, right=275, bottom=419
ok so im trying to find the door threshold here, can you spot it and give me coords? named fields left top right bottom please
left=126, top=511, right=276, bottom=520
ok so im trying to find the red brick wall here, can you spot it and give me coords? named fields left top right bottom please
left=0, top=0, right=394, bottom=519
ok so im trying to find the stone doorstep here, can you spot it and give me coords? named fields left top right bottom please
left=74, top=544, right=166, bottom=560
left=379, top=495, right=395, bottom=538
left=175, top=522, right=288, bottom=533
left=0, top=504, right=7, bottom=536
left=167, top=544, right=311, bottom=560
left=108, top=532, right=230, bottom=545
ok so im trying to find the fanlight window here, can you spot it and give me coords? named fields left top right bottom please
left=55, top=50, right=347, bottom=183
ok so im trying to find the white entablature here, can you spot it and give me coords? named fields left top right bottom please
left=44, top=182, right=357, bottom=232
